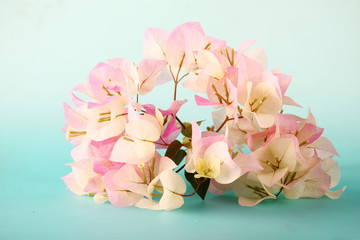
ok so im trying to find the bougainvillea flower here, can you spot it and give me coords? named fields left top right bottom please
left=193, top=141, right=241, bottom=184
left=242, top=78, right=283, bottom=129
left=110, top=105, right=163, bottom=164
left=254, top=135, right=305, bottom=187
left=143, top=100, right=187, bottom=147
left=62, top=22, right=344, bottom=210
left=63, top=102, right=89, bottom=145
left=62, top=159, right=106, bottom=199
left=103, top=169, right=144, bottom=207
left=107, top=58, right=166, bottom=95
left=233, top=172, right=276, bottom=206
left=184, top=120, right=241, bottom=184
left=86, top=96, right=129, bottom=141
left=105, top=152, right=182, bottom=209
left=135, top=170, right=187, bottom=210
left=212, top=108, right=258, bottom=148
left=86, top=63, right=127, bottom=102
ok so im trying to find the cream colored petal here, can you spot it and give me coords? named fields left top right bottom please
left=321, top=158, right=340, bottom=188
left=326, top=186, right=346, bottom=199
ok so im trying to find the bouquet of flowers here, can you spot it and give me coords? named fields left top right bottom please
left=62, top=22, right=345, bottom=210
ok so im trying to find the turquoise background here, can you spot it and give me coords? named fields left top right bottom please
left=1, top=0, right=359, bottom=239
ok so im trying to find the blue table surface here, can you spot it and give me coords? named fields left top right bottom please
left=1, top=132, right=359, bottom=240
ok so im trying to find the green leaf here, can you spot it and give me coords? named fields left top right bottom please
left=181, top=122, right=192, bottom=138
left=196, top=120, right=205, bottom=126
left=172, top=149, right=187, bottom=165
left=181, top=121, right=204, bottom=138
left=184, top=171, right=210, bottom=200
left=182, top=137, right=192, bottom=149
left=165, top=140, right=182, bottom=159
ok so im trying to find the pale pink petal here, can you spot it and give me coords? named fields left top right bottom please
left=103, top=169, right=143, bottom=207
left=182, top=72, right=209, bottom=93
left=237, top=39, right=257, bottom=54
left=302, top=166, right=331, bottom=198
left=233, top=153, right=263, bottom=176
left=273, top=72, right=291, bottom=97
left=71, top=141, right=91, bottom=162
left=257, top=167, right=288, bottom=187
left=195, top=94, right=219, bottom=106
left=274, top=114, right=298, bottom=137
left=282, top=96, right=302, bottom=108
left=297, top=123, right=324, bottom=145
left=69, top=92, right=86, bottom=108
left=138, top=59, right=166, bottom=95
left=113, top=164, right=149, bottom=197
left=245, top=47, right=267, bottom=70
left=126, top=114, right=161, bottom=141
left=321, top=158, right=340, bottom=188
left=253, top=113, right=276, bottom=129
left=68, top=159, right=98, bottom=189
left=63, top=102, right=88, bottom=130
left=306, top=108, right=317, bottom=125
left=308, top=136, right=339, bottom=158
left=62, top=172, right=84, bottom=195
left=107, top=58, right=138, bottom=95
left=191, top=119, right=202, bottom=144
left=83, top=175, right=104, bottom=193
left=143, top=27, right=169, bottom=60
left=283, top=181, right=305, bottom=199
left=110, top=137, right=141, bottom=164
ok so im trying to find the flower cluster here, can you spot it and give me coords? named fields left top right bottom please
left=62, top=22, right=345, bottom=210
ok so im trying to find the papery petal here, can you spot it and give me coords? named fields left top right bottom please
left=191, top=119, right=202, bottom=145
left=273, top=72, right=291, bottom=97
left=110, top=137, right=143, bottom=164
left=138, top=59, right=166, bottom=95
left=233, top=153, right=263, bottom=176
left=283, top=181, right=305, bottom=199
left=302, top=166, right=331, bottom=198
left=143, top=27, right=169, bottom=60
left=107, top=58, right=138, bottom=95
left=112, top=164, right=149, bottom=197
left=71, top=141, right=91, bottom=161
left=126, top=114, right=161, bottom=141
left=182, top=72, right=209, bottom=93
left=257, top=167, right=288, bottom=187
left=321, top=158, right=340, bottom=188
left=69, top=92, right=86, bottom=108
left=308, top=136, right=339, bottom=158
left=103, top=169, right=143, bottom=207
left=135, top=198, right=162, bottom=210
left=68, top=159, right=98, bottom=189
left=237, top=39, right=257, bottom=55
left=62, top=172, right=84, bottom=195
left=159, top=170, right=186, bottom=210
left=245, top=47, right=267, bottom=70
left=238, top=195, right=274, bottom=207
left=63, top=102, right=88, bottom=130
left=93, top=193, right=108, bottom=204
left=326, top=186, right=346, bottom=199
left=282, top=96, right=302, bottom=108
left=195, top=95, right=220, bottom=106
left=83, top=175, right=104, bottom=193
left=297, top=123, right=324, bottom=146
left=215, top=158, right=241, bottom=184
